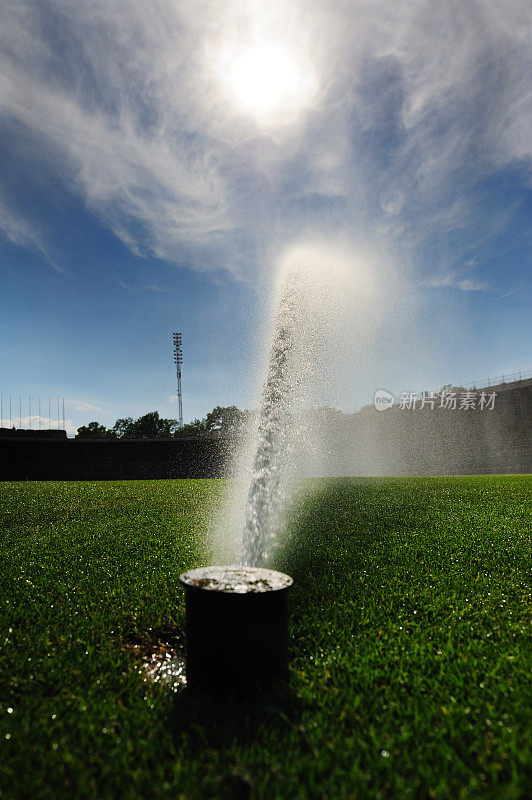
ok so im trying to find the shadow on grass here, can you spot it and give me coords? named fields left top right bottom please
left=271, top=479, right=430, bottom=603
left=169, top=682, right=301, bottom=750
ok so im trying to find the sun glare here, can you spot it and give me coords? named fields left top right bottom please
left=222, top=44, right=314, bottom=124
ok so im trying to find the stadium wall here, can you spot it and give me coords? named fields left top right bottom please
left=0, top=382, right=529, bottom=480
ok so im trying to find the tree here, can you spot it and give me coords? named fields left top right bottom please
left=439, top=384, right=469, bottom=394
left=112, top=417, right=135, bottom=438
left=174, top=418, right=209, bottom=438
left=76, top=405, right=250, bottom=441
left=204, top=405, right=248, bottom=435
left=112, top=411, right=179, bottom=439
left=75, top=421, right=115, bottom=439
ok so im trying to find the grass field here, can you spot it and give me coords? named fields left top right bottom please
left=0, top=476, right=530, bottom=800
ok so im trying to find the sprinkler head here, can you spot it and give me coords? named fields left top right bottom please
left=180, top=565, right=293, bottom=693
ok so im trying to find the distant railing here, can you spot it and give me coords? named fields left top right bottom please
left=466, top=369, right=532, bottom=389
left=415, top=369, right=532, bottom=406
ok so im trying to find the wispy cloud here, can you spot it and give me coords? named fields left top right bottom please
left=0, top=1, right=529, bottom=285
left=424, top=271, right=489, bottom=292
left=0, top=191, right=63, bottom=271
left=500, top=285, right=524, bottom=300
left=146, top=284, right=172, bottom=294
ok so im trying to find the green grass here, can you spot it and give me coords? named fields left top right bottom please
left=0, top=476, right=530, bottom=800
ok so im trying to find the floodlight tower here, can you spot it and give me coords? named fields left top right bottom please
left=173, top=332, right=184, bottom=428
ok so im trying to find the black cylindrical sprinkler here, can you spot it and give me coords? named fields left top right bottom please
left=180, top=566, right=293, bottom=693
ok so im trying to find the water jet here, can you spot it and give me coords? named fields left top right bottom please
left=180, top=565, right=293, bottom=692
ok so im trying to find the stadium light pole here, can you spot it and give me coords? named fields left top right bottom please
left=172, top=332, right=184, bottom=428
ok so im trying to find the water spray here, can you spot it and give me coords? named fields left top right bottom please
left=241, top=272, right=304, bottom=567
left=179, top=249, right=356, bottom=690
left=179, top=273, right=309, bottom=690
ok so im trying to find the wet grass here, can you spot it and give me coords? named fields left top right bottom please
left=0, top=476, right=530, bottom=800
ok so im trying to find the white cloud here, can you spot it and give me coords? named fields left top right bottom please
left=4, top=416, right=77, bottom=436
left=0, top=0, right=529, bottom=284
left=75, top=402, right=103, bottom=412
left=456, top=278, right=490, bottom=293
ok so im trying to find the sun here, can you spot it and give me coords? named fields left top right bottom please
left=221, top=43, right=315, bottom=124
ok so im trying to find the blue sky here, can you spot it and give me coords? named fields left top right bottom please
left=1, top=0, right=530, bottom=434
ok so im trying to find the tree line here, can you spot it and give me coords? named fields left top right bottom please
left=76, top=383, right=473, bottom=439
left=75, top=406, right=249, bottom=439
